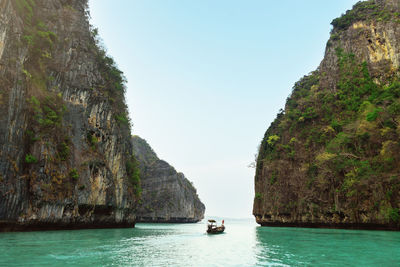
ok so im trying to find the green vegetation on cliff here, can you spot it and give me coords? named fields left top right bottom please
left=255, top=0, right=400, bottom=228
left=331, top=0, right=400, bottom=31
left=13, top=0, right=141, bottom=200
left=126, top=156, right=142, bottom=198
left=257, top=53, right=400, bottom=224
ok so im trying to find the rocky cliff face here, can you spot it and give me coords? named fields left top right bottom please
left=0, top=0, right=141, bottom=231
left=254, top=0, right=400, bottom=230
left=132, top=136, right=205, bottom=222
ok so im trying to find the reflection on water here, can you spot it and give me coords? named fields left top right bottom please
left=0, top=220, right=399, bottom=266
left=255, top=226, right=400, bottom=266
left=0, top=220, right=258, bottom=267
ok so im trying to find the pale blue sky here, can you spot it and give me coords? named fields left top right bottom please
left=88, top=0, right=360, bottom=218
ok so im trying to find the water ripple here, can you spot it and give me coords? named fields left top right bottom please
left=0, top=220, right=399, bottom=266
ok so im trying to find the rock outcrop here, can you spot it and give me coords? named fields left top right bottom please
left=0, top=0, right=140, bottom=231
left=132, top=136, right=205, bottom=223
left=254, top=0, right=400, bottom=230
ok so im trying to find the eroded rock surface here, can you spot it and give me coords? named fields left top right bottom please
left=254, top=0, right=400, bottom=230
left=132, top=136, right=205, bottom=223
left=0, top=0, right=139, bottom=231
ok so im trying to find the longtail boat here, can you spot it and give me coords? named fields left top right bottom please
left=206, top=219, right=225, bottom=234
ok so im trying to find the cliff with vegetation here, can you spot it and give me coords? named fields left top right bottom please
left=254, top=0, right=400, bottom=230
left=0, top=0, right=141, bottom=231
left=132, top=136, right=205, bottom=223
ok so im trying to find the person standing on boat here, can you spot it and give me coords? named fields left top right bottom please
left=222, top=220, right=224, bottom=225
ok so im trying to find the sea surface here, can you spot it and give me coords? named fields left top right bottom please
left=1, top=218, right=399, bottom=266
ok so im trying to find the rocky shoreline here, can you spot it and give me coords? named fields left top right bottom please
left=0, top=221, right=135, bottom=232
left=255, top=219, right=400, bottom=231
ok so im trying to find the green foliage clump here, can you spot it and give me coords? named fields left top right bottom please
left=330, top=120, right=342, bottom=132
left=267, top=135, right=280, bottom=146
left=22, top=69, right=32, bottom=79
left=17, top=1, right=59, bottom=98
left=57, top=140, right=70, bottom=161
left=87, top=132, right=98, bottom=150
left=255, top=193, right=262, bottom=200
left=96, top=50, right=126, bottom=95
left=28, top=95, right=65, bottom=131
left=115, top=113, right=130, bottom=126
left=366, top=108, right=381, bottom=121
left=23, top=35, right=34, bottom=46
left=335, top=49, right=378, bottom=114
left=90, top=27, right=130, bottom=131
left=25, top=154, right=38, bottom=164
left=15, top=0, right=36, bottom=23
left=19, top=8, right=58, bottom=66
left=269, top=173, right=277, bottom=185
left=327, top=132, right=351, bottom=153
left=40, top=105, right=60, bottom=126
left=126, top=156, right=142, bottom=198
left=389, top=208, right=400, bottom=223
left=69, top=168, right=79, bottom=181
left=29, top=96, right=40, bottom=106
left=301, top=107, right=318, bottom=121
left=26, top=94, right=70, bottom=165
left=330, top=1, right=398, bottom=32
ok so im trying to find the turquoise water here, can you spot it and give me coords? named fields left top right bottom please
left=1, top=219, right=399, bottom=266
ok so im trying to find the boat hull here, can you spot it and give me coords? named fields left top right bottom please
left=207, top=226, right=225, bottom=234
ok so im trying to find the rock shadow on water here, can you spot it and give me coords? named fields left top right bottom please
left=254, top=226, right=400, bottom=266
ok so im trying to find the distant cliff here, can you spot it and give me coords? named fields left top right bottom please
left=0, top=0, right=140, bottom=231
left=132, top=136, right=205, bottom=223
left=254, top=0, right=400, bottom=230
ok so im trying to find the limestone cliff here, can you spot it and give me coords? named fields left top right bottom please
left=0, top=0, right=140, bottom=231
left=132, top=136, right=205, bottom=223
left=254, top=0, right=400, bottom=230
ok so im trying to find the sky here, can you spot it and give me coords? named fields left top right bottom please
left=88, top=0, right=360, bottom=218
